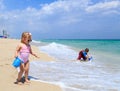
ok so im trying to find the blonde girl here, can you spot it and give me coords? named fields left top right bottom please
left=15, top=32, right=39, bottom=84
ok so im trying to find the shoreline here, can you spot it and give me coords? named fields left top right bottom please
left=0, top=38, right=62, bottom=91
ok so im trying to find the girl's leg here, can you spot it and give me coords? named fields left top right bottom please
left=17, top=64, right=24, bottom=83
left=24, top=61, right=30, bottom=82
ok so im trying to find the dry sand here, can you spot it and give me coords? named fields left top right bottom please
left=0, top=38, right=62, bottom=91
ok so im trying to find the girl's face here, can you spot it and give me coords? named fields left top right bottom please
left=23, top=36, right=29, bottom=44
left=21, top=32, right=32, bottom=44
left=23, top=35, right=31, bottom=44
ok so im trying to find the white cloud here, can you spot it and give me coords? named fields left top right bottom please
left=36, top=0, right=91, bottom=26
left=86, top=1, right=120, bottom=14
left=0, top=0, right=120, bottom=39
left=0, top=0, right=5, bottom=10
left=0, top=0, right=103, bottom=26
left=40, top=0, right=90, bottom=15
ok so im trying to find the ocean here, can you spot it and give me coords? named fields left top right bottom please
left=29, top=39, right=120, bottom=91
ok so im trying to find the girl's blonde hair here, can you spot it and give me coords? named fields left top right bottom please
left=21, top=32, right=32, bottom=43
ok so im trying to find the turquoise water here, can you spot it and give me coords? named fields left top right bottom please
left=40, top=39, right=120, bottom=54
left=40, top=39, right=120, bottom=64
left=30, top=39, right=120, bottom=91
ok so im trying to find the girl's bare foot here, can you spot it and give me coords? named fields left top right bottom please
left=25, top=79, right=30, bottom=83
left=17, top=82, right=23, bottom=85
left=24, top=79, right=30, bottom=85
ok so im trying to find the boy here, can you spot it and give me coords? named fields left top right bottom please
left=77, top=48, right=90, bottom=61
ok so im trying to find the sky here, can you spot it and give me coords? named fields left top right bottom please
left=0, top=0, right=120, bottom=39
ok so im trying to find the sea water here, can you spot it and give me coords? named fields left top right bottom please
left=29, top=39, right=120, bottom=91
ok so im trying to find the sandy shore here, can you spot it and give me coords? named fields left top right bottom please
left=0, top=38, right=62, bottom=91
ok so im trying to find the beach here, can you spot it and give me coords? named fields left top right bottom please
left=0, top=39, right=62, bottom=91
left=1, top=39, right=120, bottom=91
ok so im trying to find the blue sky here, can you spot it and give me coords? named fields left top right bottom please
left=0, top=0, right=120, bottom=39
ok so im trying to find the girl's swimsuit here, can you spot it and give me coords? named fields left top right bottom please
left=19, top=44, right=30, bottom=63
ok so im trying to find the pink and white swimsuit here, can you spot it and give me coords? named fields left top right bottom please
left=19, top=44, right=30, bottom=63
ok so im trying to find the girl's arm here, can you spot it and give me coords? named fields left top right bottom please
left=14, top=43, right=21, bottom=58
left=29, top=46, right=39, bottom=58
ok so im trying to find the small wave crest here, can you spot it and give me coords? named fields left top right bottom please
left=39, top=42, right=78, bottom=60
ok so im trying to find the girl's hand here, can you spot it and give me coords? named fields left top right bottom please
left=33, top=53, right=40, bottom=58
left=14, top=54, right=18, bottom=58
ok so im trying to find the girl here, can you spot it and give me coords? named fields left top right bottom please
left=14, top=32, right=39, bottom=84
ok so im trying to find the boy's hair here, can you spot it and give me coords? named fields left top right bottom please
left=21, top=32, right=32, bottom=43
left=85, top=48, right=89, bottom=52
